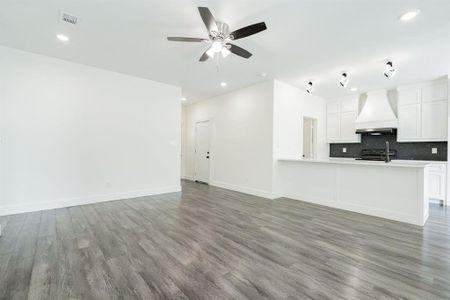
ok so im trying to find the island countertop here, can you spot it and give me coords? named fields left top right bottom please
left=278, top=157, right=435, bottom=168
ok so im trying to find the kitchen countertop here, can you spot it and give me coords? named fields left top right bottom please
left=277, top=157, right=440, bottom=168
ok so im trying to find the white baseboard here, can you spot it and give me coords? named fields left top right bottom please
left=210, top=180, right=277, bottom=199
left=429, top=198, right=445, bottom=205
left=181, top=176, right=194, bottom=181
left=271, top=192, right=283, bottom=199
left=0, top=185, right=181, bottom=216
left=283, top=192, right=423, bottom=226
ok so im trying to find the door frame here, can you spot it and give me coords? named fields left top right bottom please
left=194, top=120, right=211, bottom=183
left=302, top=115, right=318, bottom=159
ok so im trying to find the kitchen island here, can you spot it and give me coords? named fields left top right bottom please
left=277, top=158, right=430, bottom=226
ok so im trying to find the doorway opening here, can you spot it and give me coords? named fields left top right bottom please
left=303, top=117, right=317, bottom=159
left=194, top=120, right=211, bottom=184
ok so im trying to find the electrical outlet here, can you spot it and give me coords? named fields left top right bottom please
left=432, top=148, right=438, bottom=154
left=342, top=147, right=347, bottom=153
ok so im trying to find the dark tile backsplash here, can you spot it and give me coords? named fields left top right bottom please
left=330, top=132, right=447, bottom=161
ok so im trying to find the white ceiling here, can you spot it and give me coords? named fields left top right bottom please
left=1, top=0, right=450, bottom=102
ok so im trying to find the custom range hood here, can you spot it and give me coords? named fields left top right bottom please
left=355, top=90, right=398, bottom=134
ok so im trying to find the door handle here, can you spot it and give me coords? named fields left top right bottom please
left=206, top=156, right=210, bottom=159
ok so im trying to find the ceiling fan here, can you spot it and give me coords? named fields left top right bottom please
left=167, top=7, right=267, bottom=62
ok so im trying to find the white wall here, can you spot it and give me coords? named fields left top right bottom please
left=273, top=80, right=328, bottom=160
left=183, top=81, right=275, bottom=198
left=183, top=79, right=329, bottom=199
left=271, top=80, right=328, bottom=196
left=0, top=46, right=181, bottom=215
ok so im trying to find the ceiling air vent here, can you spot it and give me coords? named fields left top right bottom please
left=60, top=11, right=79, bottom=25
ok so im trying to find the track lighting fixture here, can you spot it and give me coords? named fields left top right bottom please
left=306, top=82, right=313, bottom=94
left=339, top=73, right=349, bottom=88
left=384, top=61, right=397, bottom=79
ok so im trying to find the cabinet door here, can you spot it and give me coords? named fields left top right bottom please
left=421, top=101, right=448, bottom=140
left=422, top=83, right=448, bottom=103
left=326, top=113, right=340, bottom=142
left=340, top=111, right=359, bottom=142
left=398, top=104, right=421, bottom=141
left=340, top=96, right=359, bottom=113
left=327, top=101, right=340, bottom=114
left=398, top=88, right=420, bottom=105
left=429, top=172, right=445, bottom=200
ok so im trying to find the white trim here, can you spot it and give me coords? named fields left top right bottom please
left=210, top=180, right=277, bottom=199
left=0, top=185, right=181, bottom=216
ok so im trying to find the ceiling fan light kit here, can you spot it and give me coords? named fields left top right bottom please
left=167, top=7, right=267, bottom=62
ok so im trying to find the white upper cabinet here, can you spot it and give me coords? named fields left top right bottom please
left=327, top=101, right=340, bottom=114
left=398, top=88, right=421, bottom=105
left=340, top=97, right=359, bottom=112
left=422, top=82, right=448, bottom=102
left=326, top=112, right=340, bottom=142
left=421, top=101, right=448, bottom=139
left=397, top=80, right=448, bottom=142
left=326, top=96, right=361, bottom=143
left=340, top=111, right=359, bottom=141
left=398, top=103, right=421, bottom=140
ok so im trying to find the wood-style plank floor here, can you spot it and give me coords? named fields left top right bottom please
left=1, top=180, right=450, bottom=299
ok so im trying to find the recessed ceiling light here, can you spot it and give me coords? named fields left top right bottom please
left=181, top=97, right=187, bottom=101
left=350, top=87, right=358, bottom=92
left=56, top=34, right=70, bottom=42
left=400, top=10, right=420, bottom=22
left=220, top=82, right=227, bottom=87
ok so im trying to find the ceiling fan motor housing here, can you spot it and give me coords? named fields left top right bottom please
left=211, top=21, right=230, bottom=39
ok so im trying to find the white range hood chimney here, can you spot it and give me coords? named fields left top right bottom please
left=355, top=90, right=398, bottom=133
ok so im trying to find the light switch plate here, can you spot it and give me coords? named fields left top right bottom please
left=342, top=147, right=347, bottom=153
left=432, top=148, right=438, bottom=154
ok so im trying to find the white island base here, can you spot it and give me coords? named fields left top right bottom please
left=277, top=159, right=430, bottom=226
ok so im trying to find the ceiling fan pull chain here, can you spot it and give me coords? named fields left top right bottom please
left=215, top=54, right=220, bottom=71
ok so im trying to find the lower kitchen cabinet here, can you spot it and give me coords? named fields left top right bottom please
left=429, top=163, right=447, bottom=203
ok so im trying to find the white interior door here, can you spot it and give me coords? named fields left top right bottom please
left=194, top=121, right=211, bottom=183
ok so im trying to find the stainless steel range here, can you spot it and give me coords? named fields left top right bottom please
left=356, top=147, right=397, bottom=162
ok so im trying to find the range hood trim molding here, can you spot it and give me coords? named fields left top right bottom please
left=354, top=119, right=398, bottom=130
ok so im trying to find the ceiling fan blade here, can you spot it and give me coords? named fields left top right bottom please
left=230, top=22, right=267, bottom=40
left=227, top=44, right=252, bottom=59
left=198, top=7, right=218, bottom=33
left=199, top=49, right=210, bottom=62
left=167, top=37, right=206, bottom=42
